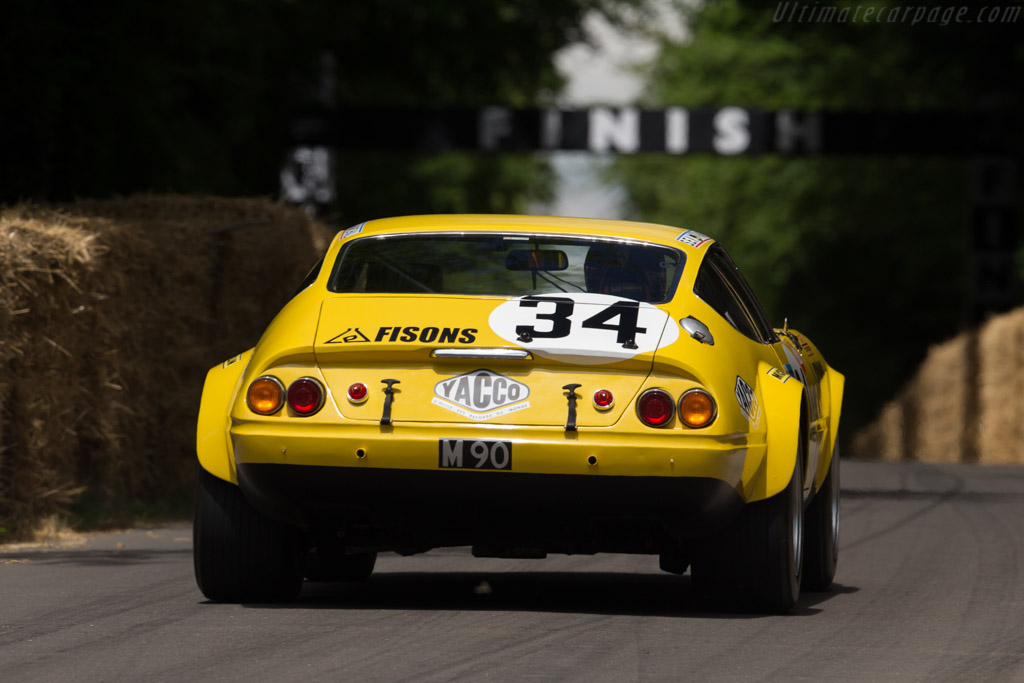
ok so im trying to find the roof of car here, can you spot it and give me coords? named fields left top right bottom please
left=344, top=214, right=714, bottom=251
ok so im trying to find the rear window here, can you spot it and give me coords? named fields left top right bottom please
left=327, top=233, right=684, bottom=304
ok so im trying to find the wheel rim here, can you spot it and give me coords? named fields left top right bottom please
left=791, top=471, right=803, bottom=572
left=830, top=456, right=840, bottom=557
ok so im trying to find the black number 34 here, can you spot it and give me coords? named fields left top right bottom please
left=515, top=297, right=647, bottom=345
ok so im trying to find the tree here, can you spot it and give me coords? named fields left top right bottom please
left=0, top=0, right=647, bottom=217
left=612, top=0, right=1023, bottom=433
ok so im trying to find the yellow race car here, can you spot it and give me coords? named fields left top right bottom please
left=194, top=215, right=843, bottom=612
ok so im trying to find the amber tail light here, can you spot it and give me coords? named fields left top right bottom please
left=247, top=376, right=285, bottom=415
left=679, top=389, right=717, bottom=428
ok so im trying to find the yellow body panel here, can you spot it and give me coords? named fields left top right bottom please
left=196, top=348, right=252, bottom=484
left=196, top=214, right=843, bottom=509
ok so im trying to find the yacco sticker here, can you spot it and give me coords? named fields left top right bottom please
left=734, top=376, right=761, bottom=427
left=432, top=369, right=530, bottom=421
left=340, top=223, right=365, bottom=240
left=676, top=230, right=712, bottom=248
left=488, top=292, right=679, bottom=365
left=766, top=367, right=789, bottom=383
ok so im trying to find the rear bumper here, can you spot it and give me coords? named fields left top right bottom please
left=237, top=463, right=745, bottom=551
left=229, top=420, right=754, bottom=552
left=230, top=420, right=753, bottom=478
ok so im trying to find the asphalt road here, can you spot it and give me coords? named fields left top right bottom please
left=2, top=460, right=1024, bottom=682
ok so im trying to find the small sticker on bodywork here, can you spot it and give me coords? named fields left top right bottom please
left=340, top=223, right=365, bottom=240
left=676, top=230, right=712, bottom=248
left=433, top=369, right=530, bottom=421
left=325, top=327, right=371, bottom=343
left=767, top=367, right=789, bottom=383
left=735, top=376, right=761, bottom=427
left=222, top=354, right=242, bottom=369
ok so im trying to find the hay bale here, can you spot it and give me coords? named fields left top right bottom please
left=852, top=307, right=1024, bottom=464
left=977, top=308, right=1024, bottom=464
left=0, top=195, right=332, bottom=538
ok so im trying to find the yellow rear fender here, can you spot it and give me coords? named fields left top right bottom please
left=196, top=348, right=254, bottom=484
left=818, top=365, right=845, bottom=488
left=746, top=360, right=807, bottom=503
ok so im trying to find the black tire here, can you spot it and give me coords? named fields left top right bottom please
left=803, top=440, right=840, bottom=591
left=692, top=440, right=804, bottom=613
left=306, top=550, right=378, bottom=582
left=193, top=467, right=303, bottom=602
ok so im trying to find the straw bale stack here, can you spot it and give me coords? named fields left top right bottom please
left=851, top=307, right=1024, bottom=464
left=0, top=195, right=331, bottom=537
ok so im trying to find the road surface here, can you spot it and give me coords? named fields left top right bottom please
left=2, top=460, right=1023, bottom=681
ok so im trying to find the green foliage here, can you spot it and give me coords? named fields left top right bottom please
left=614, top=0, right=1022, bottom=433
left=0, top=0, right=642, bottom=217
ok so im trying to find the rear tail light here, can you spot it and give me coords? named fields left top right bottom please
left=347, top=382, right=368, bottom=403
left=593, top=389, right=615, bottom=410
left=247, top=376, right=285, bottom=415
left=679, top=389, right=716, bottom=428
left=287, top=377, right=325, bottom=416
left=636, top=389, right=675, bottom=427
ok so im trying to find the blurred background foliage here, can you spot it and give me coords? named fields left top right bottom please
left=2, top=0, right=1021, bottom=440
left=1, top=0, right=643, bottom=217
left=612, top=0, right=1023, bottom=434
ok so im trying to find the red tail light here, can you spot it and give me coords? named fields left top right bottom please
left=347, top=382, right=368, bottom=403
left=593, top=389, right=615, bottom=410
left=287, top=377, right=324, bottom=416
left=636, top=389, right=675, bottom=427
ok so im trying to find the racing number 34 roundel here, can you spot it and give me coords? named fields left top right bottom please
left=489, top=293, right=679, bottom=364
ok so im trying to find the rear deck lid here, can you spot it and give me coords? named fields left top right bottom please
left=314, top=294, right=680, bottom=427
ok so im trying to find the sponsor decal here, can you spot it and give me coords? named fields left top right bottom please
left=734, top=376, right=761, bottom=427
left=767, top=367, right=790, bottom=383
left=781, top=341, right=807, bottom=384
left=222, top=354, right=242, bottom=369
left=488, top=292, right=678, bottom=365
left=324, top=326, right=477, bottom=344
left=340, top=223, right=364, bottom=239
left=438, top=439, right=512, bottom=470
left=325, top=327, right=370, bottom=344
left=374, top=326, right=477, bottom=344
left=781, top=339, right=823, bottom=423
left=432, top=369, right=530, bottom=421
left=676, top=230, right=712, bottom=248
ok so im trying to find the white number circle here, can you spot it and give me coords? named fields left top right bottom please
left=488, top=293, right=679, bottom=365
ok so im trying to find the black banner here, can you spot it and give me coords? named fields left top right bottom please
left=289, top=107, right=1019, bottom=156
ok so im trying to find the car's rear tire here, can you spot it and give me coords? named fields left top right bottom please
left=193, top=467, right=303, bottom=602
left=692, top=440, right=804, bottom=613
left=803, top=440, right=840, bottom=591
